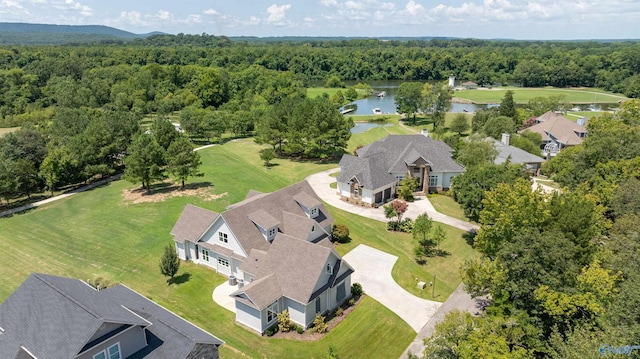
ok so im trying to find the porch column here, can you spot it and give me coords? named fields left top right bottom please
left=422, top=166, right=428, bottom=192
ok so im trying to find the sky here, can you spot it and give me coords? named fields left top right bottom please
left=0, top=0, right=639, bottom=40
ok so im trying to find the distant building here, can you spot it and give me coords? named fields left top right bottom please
left=462, top=81, right=477, bottom=89
left=491, top=133, right=545, bottom=172
left=522, top=111, right=588, bottom=156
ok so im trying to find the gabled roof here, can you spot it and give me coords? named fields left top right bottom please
left=338, top=135, right=464, bottom=189
left=221, top=181, right=334, bottom=253
left=231, top=235, right=353, bottom=309
left=171, top=204, right=219, bottom=243
left=0, top=274, right=222, bottom=359
left=525, top=114, right=587, bottom=146
left=490, top=139, right=545, bottom=165
left=293, top=191, right=321, bottom=209
left=248, top=209, right=281, bottom=230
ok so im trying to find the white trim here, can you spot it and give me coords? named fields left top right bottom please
left=121, top=305, right=153, bottom=327
left=107, top=342, right=122, bottom=359
left=0, top=325, right=4, bottom=334
left=77, top=324, right=139, bottom=356
left=20, top=346, right=38, bottom=359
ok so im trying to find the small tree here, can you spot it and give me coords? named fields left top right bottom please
left=351, top=282, right=364, bottom=298
left=450, top=113, right=470, bottom=135
left=312, top=313, right=328, bottom=333
left=159, top=244, right=180, bottom=283
left=432, top=225, right=446, bottom=255
left=397, top=177, right=419, bottom=201
left=259, top=148, right=277, bottom=167
left=413, top=213, right=433, bottom=242
left=277, top=309, right=292, bottom=332
left=331, top=223, right=350, bottom=243
left=166, top=136, right=203, bottom=189
left=327, top=345, right=341, bottom=359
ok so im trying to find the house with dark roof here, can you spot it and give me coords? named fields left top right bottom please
left=0, top=273, right=223, bottom=359
left=336, top=134, right=465, bottom=206
left=522, top=111, right=588, bottom=156
left=171, top=181, right=354, bottom=334
left=492, top=133, right=545, bottom=171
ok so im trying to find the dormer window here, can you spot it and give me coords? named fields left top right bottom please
left=310, top=207, right=318, bottom=218
left=268, top=227, right=277, bottom=237
left=326, top=263, right=333, bottom=275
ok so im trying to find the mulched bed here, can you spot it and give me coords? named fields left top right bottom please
left=267, top=295, right=364, bottom=341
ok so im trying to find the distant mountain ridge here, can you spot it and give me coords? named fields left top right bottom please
left=0, top=22, right=162, bottom=44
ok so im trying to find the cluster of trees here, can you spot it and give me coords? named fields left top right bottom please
left=421, top=99, right=640, bottom=358
left=394, top=81, right=453, bottom=130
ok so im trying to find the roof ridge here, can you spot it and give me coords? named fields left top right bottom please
left=33, top=274, right=103, bottom=320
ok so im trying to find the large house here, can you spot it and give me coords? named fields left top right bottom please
left=492, top=133, right=545, bottom=172
left=336, top=134, right=465, bottom=206
left=523, top=111, right=588, bottom=156
left=171, top=181, right=354, bottom=334
left=0, top=273, right=223, bottom=359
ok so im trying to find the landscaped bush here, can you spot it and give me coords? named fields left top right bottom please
left=351, top=282, right=363, bottom=298
left=387, top=219, right=413, bottom=233
left=336, top=307, right=344, bottom=317
left=348, top=298, right=355, bottom=306
left=331, top=223, right=350, bottom=243
left=264, top=324, right=279, bottom=336
left=296, top=325, right=304, bottom=334
left=312, top=313, right=328, bottom=333
left=277, top=309, right=292, bottom=332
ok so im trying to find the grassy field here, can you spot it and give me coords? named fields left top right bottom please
left=454, top=87, right=627, bottom=104
left=0, top=138, right=423, bottom=359
left=427, top=194, right=471, bottom=223
left=0, top=126, right=19, bottom=136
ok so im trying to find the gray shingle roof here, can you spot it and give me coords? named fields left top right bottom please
left=338, top=135, right=464, bottom=189
left=171, top=204, right=219, bottom=243
left=491, top=139, right=545, bottom=165
left=0, top=274, right=222, bottom=359
left=221, top=181, right=334, bottom=254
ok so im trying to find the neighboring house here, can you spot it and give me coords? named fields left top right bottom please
left=0, top=273, right=223, bottom=359
left=336, top=134, right=465, bottom=206
left=523, top=111, right=588, bottom=156
left=491, top=133, right=545, bottom=172
left=462, top=81, right=478, bottom=89
left=171, top=181, right=354, bottom=334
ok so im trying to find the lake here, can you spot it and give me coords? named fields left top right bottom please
left=338, top=80, right=481, bottom=115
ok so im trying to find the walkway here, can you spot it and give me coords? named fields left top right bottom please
left=343, top=245, right=441, bottom=332
left=305, top=168, right=479, bottom=232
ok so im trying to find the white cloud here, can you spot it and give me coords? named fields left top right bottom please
left=54, top=0, right=92, bottom=16
left=320, top=0, right=338, bottom=6
left=404, top=0, right=424, bottom=15
left=266, top=3, right=292, bottom=24
left=156, top=9, right=172, bottom=20
left=203, top=8, right=219, bottom=16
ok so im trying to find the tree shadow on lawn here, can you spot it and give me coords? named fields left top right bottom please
left=463, top=229, right=477, bottom=248
left=169, top=272, right=191, bottom=285
left=140, top=181, right=213, bottom=195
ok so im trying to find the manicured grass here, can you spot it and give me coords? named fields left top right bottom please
left=331, top=206, right=476, bottom=300
left=428, top=194, right=469, bottom=222
left=0, top=126, right=19, bottom=136
left=347, top=116, right=416, bottom=152
left=453, top=87, right=627, bottom=104
left=0, top=139, right=415, bottom=358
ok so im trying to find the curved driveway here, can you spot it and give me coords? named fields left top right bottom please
left=305, top=168, right=479, bottom=232
left=344, top=245, right=441, bottom=332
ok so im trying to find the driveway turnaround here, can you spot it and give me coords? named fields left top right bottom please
left=343, top=244, right=442, bottom=332
left=305, top=168, right=479, bottom=232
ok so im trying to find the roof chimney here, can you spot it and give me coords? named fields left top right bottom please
left=501, top=133, right=510, bottom=146
left=421, top=129, right=429, bottom=137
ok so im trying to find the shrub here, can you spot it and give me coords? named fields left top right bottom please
left=348, top=298, right=355, bottom=306
left=264, top=324, right=278, bottom=336
left=331, top=223, right=350, bottom=243
left=277, top=309, right=292, bottom=332
left=312, top=313, right=328, bottom=334
left=351, top=282, right=363, bottom=298
left=336, top=307, right=344, bottom=317
left=296, top=326, right=304, bottom=334
left=400, top=218, right=414, bottom=233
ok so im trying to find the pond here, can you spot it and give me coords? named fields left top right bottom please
left=338, top=80, right=481, bottom=115
left=350, top=122, right=394, bottom=134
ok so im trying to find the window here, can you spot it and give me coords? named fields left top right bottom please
left=315, top=297, right=321, bottom=313
left=267, top=301, right=278, bottom=322
left=92, top=343, right=121, bottom=359
left=337, top=282, right=346, bottom=302
left=108, top=344, right=121, bottom=359
left=268, top=227, right=277, bottom=237
left=219, top=232, right=228, bottom=243
left=353, top=188, right=359, bottom=198
left=311, top=225, right=315, bottom=232
left=201, top=248, right=209, bottom=261
left=326, top=263, right=333, bottom=275
left=218, top=257, right=229, bottom=267
left=428, top=175, right=438, bottom=187
left=310, top=207, right=318, bottom=217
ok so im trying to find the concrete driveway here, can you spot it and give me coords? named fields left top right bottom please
left=343, top=244, right=441, bottom=332
left=305, top=168, right=478, bottom=232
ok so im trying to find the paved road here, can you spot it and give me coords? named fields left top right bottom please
left=344, top=245, right=441, bottom=332
left=305, top=168, right=479, bottom=232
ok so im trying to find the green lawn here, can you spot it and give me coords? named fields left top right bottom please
left=331, top=206, right=476, bottom=301
left=427, top=194, right=469, bottom=222
left=454, top=87, right=627, bottom=104
left=347, top=116, right=417, bottom=152
left=0, top=138, right=418, bottom=359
